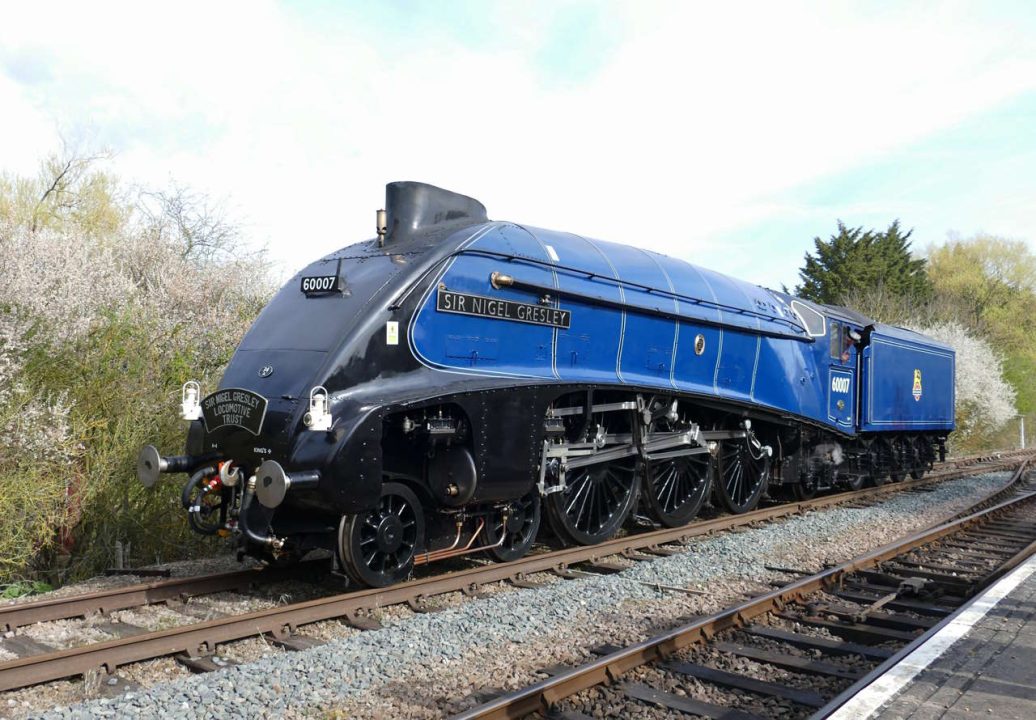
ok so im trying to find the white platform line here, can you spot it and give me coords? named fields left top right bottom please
left=827, top=552, right=1036, bottom=720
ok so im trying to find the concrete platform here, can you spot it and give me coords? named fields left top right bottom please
left=827, top=552, right=1036, bottom=720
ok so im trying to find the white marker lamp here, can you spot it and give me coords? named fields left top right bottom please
left=303, top=386, right=333, bottom=431
left=181, top=381, right=202, bottom=421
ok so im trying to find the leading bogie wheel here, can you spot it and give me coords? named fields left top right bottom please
left=338, top=482, right=425, bottom=588
left=642, top=453, right=711, bottom=527
left=545, top=457, right=639, bottom=545
left=480, top=492, right=541, bottom=563
left=714, top=437, right=770, bottom=513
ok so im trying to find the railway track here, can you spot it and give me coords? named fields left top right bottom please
left=453, top=459, right=1036, bottom=720
left=0, top=449, right=1027, bottom=696
left=0, top=450, right=1020, bottom=634
left=0, top=563, right=319, bottom=634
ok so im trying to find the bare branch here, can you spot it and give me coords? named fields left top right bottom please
left=136, top=183, right=243, bottom=262
left=29, top=137, right=113, bottom=233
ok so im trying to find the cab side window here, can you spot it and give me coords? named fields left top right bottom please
left=790, top=300, right=826, bottom=337
left=829, top=322, right=842, bottom=359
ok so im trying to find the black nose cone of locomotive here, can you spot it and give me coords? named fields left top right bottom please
left=384, top=181, right=488, bottom=244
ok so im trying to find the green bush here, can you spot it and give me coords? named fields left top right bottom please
left=0, top=150, right=271, bottom=585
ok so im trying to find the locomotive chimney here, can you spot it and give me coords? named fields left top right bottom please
left=382, top=181, right=488, bottom=245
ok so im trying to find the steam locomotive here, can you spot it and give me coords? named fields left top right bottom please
left=138, top=182, right=955, bottom=587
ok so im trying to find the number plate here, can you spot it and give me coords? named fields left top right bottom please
left=201, top=388, right=268, bottom=435
left=300, top=275, right=342, bottom=295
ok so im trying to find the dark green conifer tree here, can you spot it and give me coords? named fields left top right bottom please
left=795, top=220, right=930, bottom=304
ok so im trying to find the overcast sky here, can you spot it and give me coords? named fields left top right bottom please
left=2, top=1, right=1034, bottom=290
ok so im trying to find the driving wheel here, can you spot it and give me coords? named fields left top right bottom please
left=714, top=437, right=770, bottom=513
left=545, top=457, right=639, bottom=545
left=642, top=453, right=711, bottom=527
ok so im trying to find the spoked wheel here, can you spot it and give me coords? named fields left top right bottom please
left=338, top=482, right=425, bottom=588
left=642, top=453, right=711, bottom=527
left=545, top=457, right=639, bottom=545
left=841, top=475, right=865, bottom=491
left=889, top=438, right=906, bottom=482
left=714, top=438, right=770, bottom=513
left=867, top=472, right=889, bottom=487
left=871, top=439, right=897, bottom=485
left=862, top=441, right=887, bottom=487
left=791, top=474, right=818, bottom=501
left=481, top=492, right=541, bottom=562
left=910, top=437, right=927, bottom=480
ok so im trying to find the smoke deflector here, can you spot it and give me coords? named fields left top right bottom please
left=382, top=181, right=488, bottom=245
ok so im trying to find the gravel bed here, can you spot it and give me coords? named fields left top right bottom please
left=682, top=639, right=840, bottom=695
left=724, top=627, right=869, bottom=674
left=187, top=592, right=277, bottom=618
left=214, top=636, right=284, bottom=665
left=15, top=470, right=1014, bottom=720
left=113, top=658, right=190, bottom=688
left=19, top=621, right=111, bottom=650
left=289, top=620, right=356, bottom=643
left=3, top=682, right=81, bottom=719
left=105, top=606, right=198, bottom=633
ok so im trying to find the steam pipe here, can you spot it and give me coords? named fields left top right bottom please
left=187, top=475, right=223, bottom=536
left=427, top=521, right=464, bottom=556
left=181, top=465, right=217, bottom=509
left=413, top=518, right=509, bottom=566
left=237, top=475, right=285, bottom=550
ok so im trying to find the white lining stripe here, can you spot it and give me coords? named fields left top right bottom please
left=748, top=335, right=761, bottom=400
left=827, top=552, right=1036, bottom=720
left=577, top=234, right=627, bottom=383
left=866, top=337, right=955, bottom=427
left=407, top=223, right=553, bottom=380
left=638, top=248, right=679, bottom=390
left=514, top=224, right=561, bottom=380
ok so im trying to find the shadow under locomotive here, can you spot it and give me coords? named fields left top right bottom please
left=137, top=182, right=954, bottom=588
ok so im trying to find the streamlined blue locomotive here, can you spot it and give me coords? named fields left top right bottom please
left=138, top=182, right=954, bottom=586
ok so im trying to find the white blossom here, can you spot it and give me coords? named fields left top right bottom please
left=0, top=312, right=27, bottom=408
left=910, top=321, right=1016, bottom=441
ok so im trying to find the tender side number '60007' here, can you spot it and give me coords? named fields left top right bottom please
left=831, top=376, right=851, bottom=393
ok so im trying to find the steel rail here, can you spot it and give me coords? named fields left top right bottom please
left=0, top=451, right=1028, bottom=693
left=815, top=532, right=1036, bottom=718
left=0, top=450, right=1017, bottom=635
left=0, top=564, right=317, bottom=633
left=452, top=459, right=1035, bottom=720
